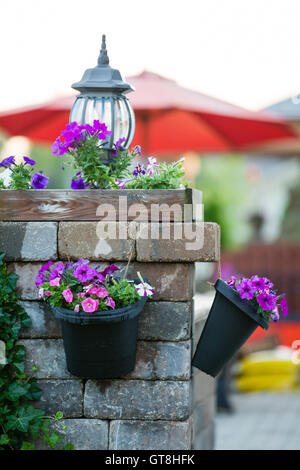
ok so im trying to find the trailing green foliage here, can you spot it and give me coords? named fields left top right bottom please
left=67, top=134, right=137, bottom=189
left=105, top=278, right=140, bottom=309
left=124, top=159, right=187, bottom=190
left=0, top=252, right=74, bottom=450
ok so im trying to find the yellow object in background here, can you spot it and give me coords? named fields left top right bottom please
left=234, top=347, right=300, bottom=392
left=235, top=374, right=299, bottom=392
left=238, top=357, right=299, bottom=377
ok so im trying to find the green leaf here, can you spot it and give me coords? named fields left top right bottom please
left=12, top=361, right=25, bottom=375
left=0, top=434, right=9, bottom=445
left=7, top=381, right=30, bottom=401
left=24, top=380, right=43, bottom=401
left=54, top=411, right=64, bottom=420
left=21, top=441, right=35, bottom=450
left=6, top=405, right=45, bottom=433
left=63, top=442, right=75, bottom=450
left=44, top=431, right=62, bottom=449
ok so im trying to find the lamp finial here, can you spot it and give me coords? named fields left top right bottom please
left=98, top=34, right=109, bottom=65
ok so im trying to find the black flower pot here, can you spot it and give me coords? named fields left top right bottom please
left=192, top=279, right=269, bottom=378
left=52, top=295, right=147, bottom=379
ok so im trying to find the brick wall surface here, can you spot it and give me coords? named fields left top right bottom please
left=1, top=219, right=218, bottom=450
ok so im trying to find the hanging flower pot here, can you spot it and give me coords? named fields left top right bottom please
left=36, top=260, right=154, bottom=378
left=52, top=295, right=147, bottom=378
left=192, top=276, right=288, bottom=378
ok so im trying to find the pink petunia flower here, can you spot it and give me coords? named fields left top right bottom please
left=45, top=291, right=53, bottom=296
left=106, top=297, right=115, bottom=309
left=226, top=276, right=237, bottom=288
left=81, top=297, right=99, bottom=313
left=62, top=288, right=73, bottom=303
left=74, top=304, right=80, bottom=313
left=86, top=286, right=100, bottom=295
left=86, top=286, right=108, bottom=297
left=49, top=277, right=60, bottom=287
left=97, top=287, right=108, bottom=298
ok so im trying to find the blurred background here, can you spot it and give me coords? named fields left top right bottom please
left=1, top=0, right=300, bottom=451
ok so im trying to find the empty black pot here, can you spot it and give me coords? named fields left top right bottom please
left=52, top=295, right=147, bottom=379
left=192, top=279, right=269, bottom=378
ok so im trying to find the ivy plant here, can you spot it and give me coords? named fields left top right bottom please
left=0, top=252, right=73, bottom=450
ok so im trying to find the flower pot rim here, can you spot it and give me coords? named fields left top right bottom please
left=215, top=279, right=269, bottom=331
left=51, top=296, right=147, bottom=325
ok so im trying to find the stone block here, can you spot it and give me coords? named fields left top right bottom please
left=19, top=301, right=61, bottom=338
left=58, top=222, right=135, bottom=261
left=19, top=339, right=71, bottom=379
left=84, top=380, right=191, bottom=421
left=127, top=341, right=191, bottom=380
left=36, top=380, right=83, bottom=417
left=136, top=222, right=220, bottom=262
left=138, top=302, right=192, bottom=341
left=109, top=419, right=192, bottom=450
left=34, top=419, right=108, bottom=450
left=0, top=222, right=57, bottom=261
left=117, top=262, right=195, bottom=301
left=8, top=263, right=42, bottom=300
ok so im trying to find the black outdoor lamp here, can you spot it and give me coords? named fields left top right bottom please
left=70, top=35, right=135, bottom=163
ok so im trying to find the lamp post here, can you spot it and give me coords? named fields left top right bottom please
left=70, top=35, right=135, bottom=164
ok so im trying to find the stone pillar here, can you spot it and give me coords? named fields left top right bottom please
left=0, top=189, right=219, bottom=450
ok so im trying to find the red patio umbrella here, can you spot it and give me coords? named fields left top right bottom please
left=0, top=71, right=295, bottom=154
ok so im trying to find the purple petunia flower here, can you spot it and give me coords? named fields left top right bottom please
left=80, top=123, right=95, bottom=136
left=0, top=156, right=15, bottom=168
left=226, top=276, right=237, bottom=288
left=72, top=258, right=90, bottom=270
left=88, top=270, right=106, bottom=283
left=250, top=275, right=267, bottom=291
left=31, top=173, right=49, bottom=189
left=262, top=277, right=274, bottom=289
left=257, top=291, right=277, bottom=311
left=47, top=262, right=66, bottom=281
left=134, top=145, right=141, bottom=156
left=236, top=278, right=256, bottom=300
left=71, top=176, right=89, bottom=190
left=35, top=271, right=45, bottom=288
left=62, top=122, right=84, bottom=145
left=92, top=120, right=112, bottom=140
left=271, top=307, right=280, bottom=322
left=112, top=137, right=126, bottom=157
left=23, top=156, right=36, bottom=166
left=52, top=122, right=84, bottom=156
left=101, top=264, right=119, bottom=277
left=133, top=163, right=146, bottom=177
left=73, top=264, right=95, bottom=283
left=280, top=296, right=288, bottom=316
left=52, top=137, right=69, bottom=156
left=40, top=260, right=53, bottom=272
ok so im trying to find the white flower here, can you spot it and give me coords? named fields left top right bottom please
left=135, top=282, right=155, bottom=297
left=148, top=156, right=157, bottom=166
left=38, top=288, right=44, bottom=298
